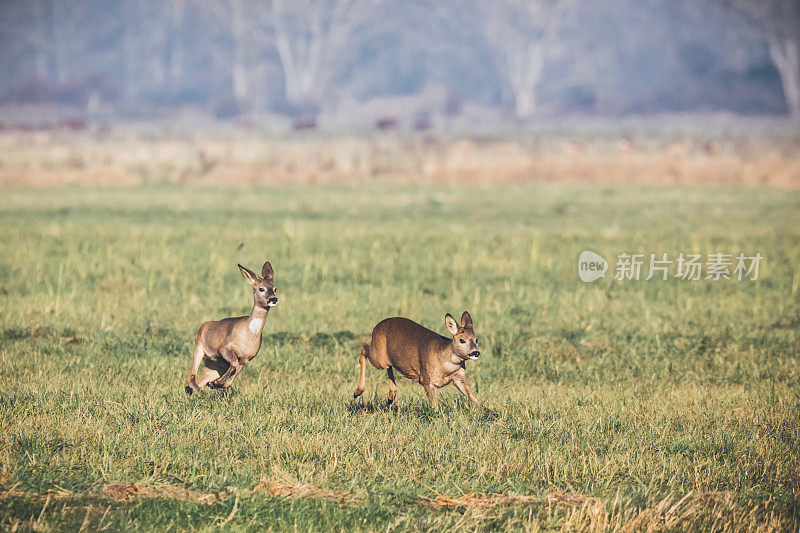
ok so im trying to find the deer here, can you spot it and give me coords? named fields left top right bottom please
left=185, top=261, right=277, bottom=395
left=353, top=311, right=485, bottom=411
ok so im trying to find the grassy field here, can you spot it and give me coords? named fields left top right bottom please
left=1, top=183, right=799, bottom=531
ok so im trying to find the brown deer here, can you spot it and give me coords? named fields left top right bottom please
left=185, top=261, right=277, bottom=395
left=354, top=312, right=485, bottom=410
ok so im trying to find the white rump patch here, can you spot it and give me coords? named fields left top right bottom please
left=248, top=318, right=264, bottom=334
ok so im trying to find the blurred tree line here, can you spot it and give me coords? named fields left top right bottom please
left=0, top=0, right=797, bottom=120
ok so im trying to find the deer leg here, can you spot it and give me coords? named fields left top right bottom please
left=211, top=367, right=235, bottom=388
left=423, top=382, right=438, bottom=411
left=218, top=364, right=245, bottom=389
left=453, top=372, right=485, bottom=410
left=353, top=343, right=368, bottom=398
left=196, top=367, right=222, bottom=390
left=185, top=342, right=206, bottom=395
left=210, top=348, right=240, bottom=388
left=387, top=367, right=397, bottom=405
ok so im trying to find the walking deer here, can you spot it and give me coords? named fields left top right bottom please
left=354, top=311, right=485, bottom=410
left=185, top=261, right=277, bottom=395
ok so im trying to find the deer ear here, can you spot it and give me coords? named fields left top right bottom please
left=238, top=264, right=258, bottom=286
left=445, top=313, right=459, bottom=335
left=460, top=311, right=473, bottom=329
left=261, top=261, right=274, bottom=281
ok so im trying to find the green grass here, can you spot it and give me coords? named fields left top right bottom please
left=1, top=184, right=799, bottom=531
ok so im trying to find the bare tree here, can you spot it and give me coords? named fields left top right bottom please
left=481, top=0, right=571, bottom=119
left=729, top=0, right=800, bottom=119
left=122, top=1, right=170, bottom=100
left=0, top=0, right=88, bottom=85
left=229, top=0, right=254, bottom=105
left=269, top=0, right=382, bottom=113
left=197, top=0, right=268, bottom=108
left=198, top=0, right=381, bottom=113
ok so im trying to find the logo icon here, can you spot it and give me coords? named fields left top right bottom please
left=578, top=251, right=608, bottom=282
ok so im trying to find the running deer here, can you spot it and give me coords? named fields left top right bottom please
left=185, top=261, right=277, bottom=395
left=353, top=311, right=485, bottom=410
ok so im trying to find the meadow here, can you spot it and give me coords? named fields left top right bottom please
left=0, top=137, right=799, bottom=530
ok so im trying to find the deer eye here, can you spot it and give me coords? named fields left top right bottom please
left=475, top=339, right=479, bottom=344
left=273, top=288, right=278, bottom=293
left=259, top=288, right=265, bottom=292
left=459, top=339, right=466, bottom=344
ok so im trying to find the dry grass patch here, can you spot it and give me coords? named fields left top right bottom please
left=424, top=492, right=541, bottom=509
left=99, top=472, right=359, bottom=506
left=100, top=482, right=222, bottom=504
left=549, top=490, right=793, bottom=532
left=427, top=489, right=797, bottom=531
left=260, top=472, right=360, bottom=504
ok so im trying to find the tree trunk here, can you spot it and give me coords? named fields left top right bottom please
left=230, top=0, right=249, bottom=104
left=272, top=1, right=326, bottom=112
left=232, top=55, right=248, bottom=103
left=768, top=36, right=800, bottom=120
left=508, top=41, right=544, bottom=119
left=276, top=35, right=323, bottom=110
left=489, top=0, right=567, bottom=120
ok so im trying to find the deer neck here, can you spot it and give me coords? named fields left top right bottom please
left=433, top=336, right=461, bottom=366
left=246, top=305, right=269, bottom=335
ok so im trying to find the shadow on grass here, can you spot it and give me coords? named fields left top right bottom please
left=184, top=387, right=241, bottom=403
left=346, top=396, right=498, bottom=420
left=0, top=328, right=367, bottom=351
left=346, top=398, right=399, bottom=415
left=0, top=327, right=82, bottom=342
